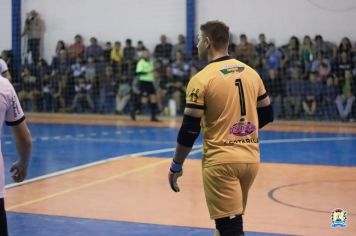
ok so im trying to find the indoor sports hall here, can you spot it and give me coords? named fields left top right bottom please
left=1, top=0, right=356, bottom=236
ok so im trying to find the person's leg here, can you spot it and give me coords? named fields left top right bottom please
left=238, top=163, right=259, bottom=213
left=148, top=82, right=159, bottom=121
left=203, top=164, right=244, bottom=236
left=0, top=198, right=9, bottom=236
left=335, top=95, right=346, bottom=118
left=344, top=96, right=355, bottom=118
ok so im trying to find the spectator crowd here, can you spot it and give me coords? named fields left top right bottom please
left=2, top=32, right=356, bottom=121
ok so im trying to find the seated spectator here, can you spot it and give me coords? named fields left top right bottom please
left=281, top=49, right=303, bottom=75
left=281, top=36, right=300, bottom=59
left=85, top=56, right=96, bottom=83
left=266, top=43, right=283, bottom=70
left=171, top=34, right=186, bottom=61
left=235, top=34, right=255, bottom=64
left=97, top=66, right=117, bottom=113
left=55, top=40, right=66, bottom=58
left=302, top=72, right=323, bottom=119
left=103, top=41, right=112, bottom=63
left=84, top=37, right=103, bottom=60
left=53, top=72, right=73, bottom=112
left=51, top=49, right=70, bottom=76
left=171, top=50, right=190, bottom=83
left=299, top=35, right=314, bottom=71
left=71, top=57, right=86, bottom=78
left=311, top=52, right=331, bottom=74
left=337, top=37, right=353, bottom=57
left=33, top=58, right=49, bottom=81
left=283, top=68, right=305, bottom=118
left=264, top=69, right=283, bottom=118
left=323, top=75, right=337, bottom=119
left=41, top=73, right=55, bottom=112
left=228, top=34, right=237, bottom=59
left=161, top=66, right=186, bottom=114
left=154, top=34, right=173, bottom=64
left=313, top=35, right=336, bottom=60
left=123, top=38, right=136, bottom=62
left=335, top=51, right=353, bottom=77
left=256, top=33, right=269, bottom=58
left=115, top=75, right=131, bottom=114
left=136, top=40, right=147, bottom=59
left=111, top=41, right=124, bottom=66
left=68, top=34, right=85, bottom=61
left=335, top=70, right=355, bottom=121
left=18, top=66, right=41, bottom=111
left=70, top=77, right=95, bottom=112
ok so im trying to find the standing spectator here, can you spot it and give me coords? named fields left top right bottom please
left=22, top=10, right=43, bottom=64
left=283, top=68, right=305, bottom=118
left=171, top=34, right=186, bottom=60
left=335, top=70, right=355, bottom=121
left=84, top=37, right=103, bottom=60
left=154, top=34, right=173, bottom=64
left=235, top=34, right=255, bottom=64
left=0, top=76, right=32, bottom=236
left=68, top=35, right=85, bottom=62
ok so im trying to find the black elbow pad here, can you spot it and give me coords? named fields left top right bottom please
left=177, top=115, right=201, bottom=147
left=257, top=105, right=273, bottom=129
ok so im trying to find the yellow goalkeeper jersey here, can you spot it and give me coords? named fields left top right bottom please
left=185, top=56, right=267, bottom=167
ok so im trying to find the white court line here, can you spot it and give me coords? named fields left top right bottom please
left=5, top=136, right=355, bottom=189
left=5, top=145, right=202, bottom=189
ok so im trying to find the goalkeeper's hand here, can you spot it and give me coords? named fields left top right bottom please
left=168, top=161, right=183, bottom=192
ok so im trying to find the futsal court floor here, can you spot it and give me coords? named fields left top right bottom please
left=3, top=114, right=356, bottom=236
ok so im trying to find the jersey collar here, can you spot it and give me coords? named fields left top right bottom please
left=208, top=55, right=232, bottom=64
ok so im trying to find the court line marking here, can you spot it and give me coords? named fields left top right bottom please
left=5, top=145, right=202, bottom=189
left=6, top=158, right=171, bottom=211
left=5, top=136, right=356, bottom=189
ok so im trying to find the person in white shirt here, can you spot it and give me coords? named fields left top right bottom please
left=0, top=75, right=32, bottom=236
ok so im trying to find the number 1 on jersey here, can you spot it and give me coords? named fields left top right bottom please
left=235, top=79, right=246, bottom=116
